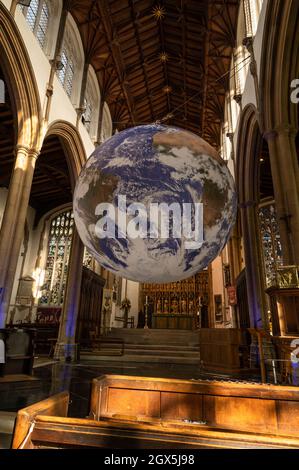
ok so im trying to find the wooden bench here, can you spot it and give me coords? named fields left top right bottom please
left=11, top=374, right=299, bottom=449
left=11, top=391, right=299, bottom=449
left=0, top=328, right=35, bottom=377
left=90, top=374, right=299, bottom=438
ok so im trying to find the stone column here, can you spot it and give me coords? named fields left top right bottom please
left=95, top=99, right=105, bottom=147
left=227, top=226, right=242, bottom=328
left=0, top=146, right=39, bottom=327
left=76, top=61, right=89, bottom=127
left=54, top=227, right=84, bottom=361
left=45, top=4, right=69, bottom=121
left=239, top=201, right=268, bottom=329
left=264, top=127, right=299, bottom=264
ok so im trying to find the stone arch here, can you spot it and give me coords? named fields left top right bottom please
left=236, top=104, right=261, bottom=204
left=45, top=120, right=87, bottom=190
left=259, top=0, right=299, bottom=264
left=236, top=104, right=268, bottom=328
left=260, top=0, right=299, bottom=131
left=62, top=12, right=85, bottom=107
left=0, top=2, right=42, bottom=150
left=101, top=102, right=113, bottom=142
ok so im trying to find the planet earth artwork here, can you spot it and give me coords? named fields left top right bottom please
left=73, top=124, right=237, bottom=283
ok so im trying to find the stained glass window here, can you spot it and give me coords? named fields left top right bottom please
left=82, top=98, right=93, bottom=133
left=36, top=3, right=49, bottom=48
left=39, top=211, right=74, bottom=306
left=57, top=51, right=68, bottom=85
left=83, top=248, right=93, bottom=269
left=258, top=202, right=283, bottom=286
left=57, top=51, right=74, bottom=98
left=22, top=1, right=49, bottom=50
left=65, top=60, right=74, bottom=97
left=25, top=0, right=39, bottom=32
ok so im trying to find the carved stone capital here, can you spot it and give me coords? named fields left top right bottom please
left=242, top=36, right=254, bottom=53
left=238, top=200, right=257, bottom=209
left=263, top=130, right=278, bottom=142
left=233, top=93, right=242, bottom=105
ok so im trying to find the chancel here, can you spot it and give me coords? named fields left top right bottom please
left=0, top=0, right=299, bottom=452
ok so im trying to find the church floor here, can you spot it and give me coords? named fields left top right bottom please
left=1, top=357, right=261, bottom=416
left=0, top=358, right=262, bottom=449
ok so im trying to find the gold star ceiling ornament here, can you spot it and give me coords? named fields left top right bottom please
left=159, top=51, right=169, bottom=62
left=163, top=85, right=172, bottom=94
left=152, top=4, right=166, bottom=21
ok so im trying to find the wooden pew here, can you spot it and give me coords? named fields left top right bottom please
left=11, top=391, right=69, bottom=449
left=11, top=398, right=299, bottom=449
left=0, top=328, right=35, bottom=377
left=90, top=375, right=299, bottom=438
left=11, top=375, right=299, bottom=449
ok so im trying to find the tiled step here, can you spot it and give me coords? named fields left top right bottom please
left=88, top=328, right=201, bottom=365
left=104, top=329, right=200, bottom=346
left=124, top=344, right=200, bottom=351
left=80, top=352, right=201, bottom=365
left=124, top=348, right=200, bottom=357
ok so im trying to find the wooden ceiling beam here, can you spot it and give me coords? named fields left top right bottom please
left=96, top=0, right=136, bottom=124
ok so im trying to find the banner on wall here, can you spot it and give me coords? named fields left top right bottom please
left=227, top=285, right=237, bottom=305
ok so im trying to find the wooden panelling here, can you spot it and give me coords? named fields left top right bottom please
left=199, top=328, right=250, bottom=372
left=90, top=375, right=299, bottom=438
left=107, top=388, right=160, bottom=418
left=76, top=267, right=106, bottom=346
left=203, top=395, right=277, bottom=434
left=11, top=380, right=299, bottom=449
left=161, top=392, right=202, bottom=421
left=11, top=391, right=69, bottom=449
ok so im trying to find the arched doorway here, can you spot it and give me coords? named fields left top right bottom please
left=236, top=105, right=269, bottom=329
left=0, top=3, right=42, bottom=326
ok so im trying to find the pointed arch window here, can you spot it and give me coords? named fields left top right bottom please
left=39, top=211, right=74, bottom=306
left=22, top=0, right=50, bottom=49
left=57, top=51, right=74, bottom=98
left=82, top=97, right=93, bottom=133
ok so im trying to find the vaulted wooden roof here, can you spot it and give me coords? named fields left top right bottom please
left=30, top=135, right=73, bottom=223
left=70, top=0, right=240, bottom=147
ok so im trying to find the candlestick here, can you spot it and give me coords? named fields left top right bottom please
left=144, top=295, right=149, bottom=329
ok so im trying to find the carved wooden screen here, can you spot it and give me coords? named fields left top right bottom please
left=141, top=271, right=209, bottom=316
left=258, top=202, right=283, bottom=287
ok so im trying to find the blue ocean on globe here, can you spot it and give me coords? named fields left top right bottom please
left=73, top=124, right=237, bottom=283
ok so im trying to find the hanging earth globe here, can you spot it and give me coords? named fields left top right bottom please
left=73, top=124, right=237, bottom=283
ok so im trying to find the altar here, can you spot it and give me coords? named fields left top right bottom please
left=141, top=271, right=209, bottom=330
left=152, top=313, right=194, bottom=329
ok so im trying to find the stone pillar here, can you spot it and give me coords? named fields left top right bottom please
left=95, top=99, right=105, bottom=147
left=76, top=61, right=89, bottom=127
left=264, top=127, right=299, bottom=264
left=0, top=146, right=39, bottom=327
left=54, top=228, right=84, bottom=361
left=239, top=201, right=268, bottom=329
left=227, top=226, right=242, bottom=328
left=45, top=4, right=69, bottom=121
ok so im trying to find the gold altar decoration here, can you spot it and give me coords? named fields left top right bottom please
left=266, top=266, right=299, bottom=289
left=141, top=271, right=209, bottom=317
